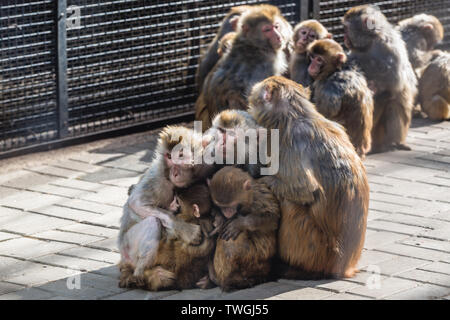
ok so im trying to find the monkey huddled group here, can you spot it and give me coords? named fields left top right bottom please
left=117, top=4, right=449, bottom=292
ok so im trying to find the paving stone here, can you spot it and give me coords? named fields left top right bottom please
left=162, top=287, right=224, bottom=300
left=419, top=228, right=450, bottom=241
left=87, top=237, right=119, bottom=252
left=0, top=238, right=74, bottom=259
left=89, top=265, right=120, bottom=279
left=77, top=272, right=127, bottom=294
left=33, top=254, right=113, bottom=272
left=401, top=237, right=450, bottom=253
left=105, top=289, right=176, bottom=300
left=396, top=269, right=450, bottom=287
left=0, top=287, right=55, bottom=300
left=323, top=293, right=373, bottom=300
left=79, top=168, right=139, bottom=185
left=360, top=256, right=431, bottom=276
left=88, top=211, right=122, bottom=229
left=0, top=170, right=56, bottom=189
left=0, top=232, right=20, bottom=242
left=357, top=250, right=398, bottom=269
left=38, top=278, right=114, bottom=300
left=0, top=211, right=72, bottom=235
left=50, top=179, right=104, bottom=192
left=348, top=277, right=418, bottom=299
left=51, top=159, right=104, bottom=173
left=367, top=220, right=428, bottom=235
left=79, top=185, right=128, bottom=207
left=56, top=199, right=121, bottom=215
left=58, top=247, right=120, bottom=264
left=31, top=205, right=102, bottom=222
left=32, top=230, right=105, bottom=245
left=375, top=243, right=450, bottom=261
left=384, top=284, right=450, bottom=300
left=0, top=282, right=25, bottom=295
left=27, top=184, right=89, bottom=198
left=5, top=263, right=79, bottom=286
left=382, top=213, right=450, bottom=230
left=0, top=190, right=67, bottom=211
left=27, top=166, right=83, bottom=179
left=266, top=287, right=334, bottom=300
left=363, top=231, right=409, bottom=250
left=316, top=280, right=363, bottom=293
left=219, top=282, right=301, bottom=300
left=70, top=152, right=125, bottom=165
left=58, top=223, right=118, bottom=238
left=418, top=262, right=450, bottom=275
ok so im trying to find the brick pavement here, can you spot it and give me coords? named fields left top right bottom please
left=0, top=117, right=449, bottom=300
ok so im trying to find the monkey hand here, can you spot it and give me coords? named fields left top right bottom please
left=221, top=219, right=243, bottom=241
left=174, top=220, right=203, bottom=245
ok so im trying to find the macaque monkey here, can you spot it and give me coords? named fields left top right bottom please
left=418, top=51, right=450, bottom=120
left=307, top=39, right=373, bottom=158
left=203, top=109, right=265, bottom=178
left=343, top=5, right=417, bottom=153
left=205, top=167, right=280, bottom=291
left=396, top=14, right=448, bottom=120
left=121, top=184, right=216, bottom=290
left=289, top=20, right=331, bottom=87
left=195, top=5, right=289, bottom=130
left=196, top=5, right=251, bottom=92
left=118, top=126, right=215, bottom=285
left=217, top=32, right=237, bottom=57
left=397, top=14, right=444, bottom=77
left=248, top=76, right=369, bottom=279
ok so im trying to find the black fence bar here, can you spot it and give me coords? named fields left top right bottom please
left=55, top=0, right=69, bottom=138
left=1, top=0, right=449, bottom=159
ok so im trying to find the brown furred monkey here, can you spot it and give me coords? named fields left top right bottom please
left=195, top=5, right=289, bottom=130
left=343, top=5, right=417, bottom=153
left=289, top=20, right=331, bottom=87
left=418, top=51, right=450, bottom=120
left=307, top=39, right=374, bottom=158
left=207, top=167, right=280, bottom=291
left=248, top=76, right=369, bottom=279
left=118, top=126, right=215, bottom=287
left=196, top=5, right=251, bottom=93
left=397, top=14, right=444, bottom=77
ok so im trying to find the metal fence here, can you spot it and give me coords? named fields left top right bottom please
left=1, top=0, right=449, bottom=158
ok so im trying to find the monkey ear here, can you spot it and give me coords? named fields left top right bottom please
left=263, top=87, right=272, bottom=102
left=336, top=52, right=347, bottom=66
left=193, top=204, right=200, bottom=218
left=241, top=23, right=249, bottom=34
left=422, top=23, right=434, bottom=31
left=206, top=178, right=211, bottom=186
left=243, top=179, right=251, bottom=191
left=230, top=16, right=240, bottom=31
left=326, top=33, right=332, bottom=39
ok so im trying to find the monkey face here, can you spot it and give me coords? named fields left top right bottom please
left=261, top=21, right=283, bottom=50
left=164, top=151, right=194, bottom=188
left=308, top=54, right=325, bottom=79
left=294, top=27, right=317, bottom=53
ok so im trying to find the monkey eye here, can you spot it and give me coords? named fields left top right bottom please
left=309, top=34, right=316, bottom=40
left=274, top=23, right=280, bottom=30
left=166, top=152, right=172, bottom=160
left=262, top=26, right=272, bottom=32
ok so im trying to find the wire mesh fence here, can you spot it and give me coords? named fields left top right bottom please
left=1, top=0, right=449, bottom=157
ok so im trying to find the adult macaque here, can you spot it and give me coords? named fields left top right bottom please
left=289, top=20, right=331, bottom=86
left=206, top=167, right=280, bottom=291
left=397, top=14, right=444, bottom=77
left=307, top=39, right=373, bottom=158
left=248, top=76, right=369, bottom=279
left=118, top=126, right=215, bottom=285
left=196, top=5, right=251, bottom=92
left=343, top=5, right=417, bottom=153
left=195, top=5, right=289, bottom=130
left=418, top=51, right=450, bottom=120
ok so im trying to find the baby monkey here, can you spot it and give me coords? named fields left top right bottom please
left=120, top=184, right=216, bottom=291
left=204, top=167, right=280, bottom=291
